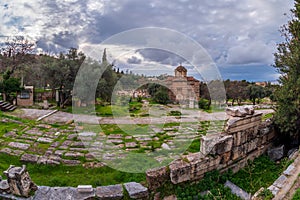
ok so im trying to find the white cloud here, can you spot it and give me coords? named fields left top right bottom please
left=0, top=0, right=295, bottom=80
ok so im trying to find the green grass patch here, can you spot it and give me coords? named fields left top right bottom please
left=0, top=153, right=145, bottom=187
left=262, top=113, right=273, bottom=121
left=157, top=155, right=289, bottom=199
left=292, top=187, right=300, bottom=200
left=157, top=170, right=240, bottom=200
left=186, top=139, right=200, bottom=153
left=229, top=155, right=291, bottom=194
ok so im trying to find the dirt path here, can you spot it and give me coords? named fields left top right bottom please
left=10, top=108, right=274, bottom=124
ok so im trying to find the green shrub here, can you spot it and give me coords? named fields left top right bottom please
left=198, top=99, right=210, bottom=110
left=168, top=110, right=182, bottom=116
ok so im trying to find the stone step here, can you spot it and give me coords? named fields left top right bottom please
left=0, top=101, right=16, bottom=112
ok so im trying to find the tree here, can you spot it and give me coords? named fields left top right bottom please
left=224, top=80, right=249, bottom=106
left=0, top=71, right=22, bottom=102
left=96, top=50, right=118, bottom=103
left=273, top=0, right=300, bottom=144
left=0, top=36, right=35, bottom=76
left=152, top=88, right=170, bottom=105
left=248, top=84, right=266, bottom=105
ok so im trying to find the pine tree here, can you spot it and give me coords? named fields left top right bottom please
left=274, top=0, right=300, bottom=144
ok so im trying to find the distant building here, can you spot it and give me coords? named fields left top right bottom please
left=17, top=86, right=34, bottom=106
left=255, top=81, right=268, bottom=87
left=165, top=65, right=200, bottom=108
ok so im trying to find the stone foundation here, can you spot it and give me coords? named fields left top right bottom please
left=146, top=106, right=276, bottom=189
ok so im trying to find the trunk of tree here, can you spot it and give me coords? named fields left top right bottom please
left=2, top=93, right=6, bottom=101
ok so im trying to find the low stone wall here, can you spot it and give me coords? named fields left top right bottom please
left=0, top=166, right=149, bottom=200
left=146, top=107, right=276, bottom=190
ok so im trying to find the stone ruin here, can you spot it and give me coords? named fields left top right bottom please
left=0, top=165, right=37, bottom=197
left=146, top=106, right=276, bottom=190
left=0, top=165, right=149, bottom=200
left=0, top=106, right=277, bottom=199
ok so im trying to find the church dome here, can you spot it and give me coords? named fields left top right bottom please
left=175, top=65, right=187, bottom=72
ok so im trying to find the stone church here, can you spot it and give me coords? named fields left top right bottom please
left=165, top=65, right=200, bottom=108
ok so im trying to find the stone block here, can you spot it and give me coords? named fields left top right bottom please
left=267, top=129, right=276, bottom=141
left=208, top=155, right=221, bottom=168
left=232, top=132, right=242, bottom=147
left=200, top=133, right=220, bottom=155
left=220, top=151, right=231, bottom=164
left=37, top=137, right=53, bottom=143
left=146, top=166, right=169, bottom=190
left=268, top=145, right=284, bottom=161
left=125, top=142, right=138, bottom=148
left=226, top=107, right=249, bottom=117
left=225, top=113, right=262, bottom=133
left=243, top=105, right=255, bottom=115
left=62, top=159, right=81, bottom=166
left=224, top=180, right=251, bottom=200
left=77, top=185, right=93, bottom=193
left=78, top=132, right=96, bottom=137
left=34, top=186, right=95, bottom=200
left=20, top=154, right=39, bottom=163
left=47, top=160, right=60, bottom=165
left=268, top=185, right=280, bottom=196
left=124, top=182, right=148, bottom=199
left=283, top=164, right=296, bottom=176
left=244, top=138, right=258, bottom=153
left=96, top=184, right=123, bottom=200
left=65, top=152, right=84, bottom=159
left=8, top=142, right=30, bottom=150
left=226, top=121, right=261, bottom=134
left=4, top=165, right=37, bottom=197
left=273, top=175, right=288, bottom=189
left=190, top=158, right=210, bottom=180
left=259, top=127, right=270, bottom=136
left=169, top=159, right=191, bottom=184
left=211, top=135, right=233, bottom=155
left=0, top=180, right=10, bottom=194
left=37, top=156, right=48, bottom=164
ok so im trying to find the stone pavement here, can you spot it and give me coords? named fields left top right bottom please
left=2, top=108, right=273, bottom=168
left=0, top=118, right=208, bottom=167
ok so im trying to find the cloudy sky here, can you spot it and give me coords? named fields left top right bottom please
left=0, top=0, right=295, bottom=81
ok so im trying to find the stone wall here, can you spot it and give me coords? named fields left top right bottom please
left=0, top=165, right=149, bottom=200
left=146, top=107, right=276, bottom=190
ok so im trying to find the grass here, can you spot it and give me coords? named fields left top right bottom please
left=229, top=155, right=291, bottom=194
left=157, top=155, right=290, bottom=199
left=186, top=139, right=201, bottom=153
left=62, top=101, right=145, bottom=117
left=293, top=188, right=300, bottom=200
left=262, top=113, right=274, bottom=121
left=157, top=170, right=240, bottom=200
left=0, top=153, right=146, bottom=187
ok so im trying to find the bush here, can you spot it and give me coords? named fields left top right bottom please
left=198, top=98, right=210, bottom=110
left=168, top=110, right=182, bottom=116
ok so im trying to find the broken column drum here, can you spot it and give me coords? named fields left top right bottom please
left=4, top=165, right=37, bottom=197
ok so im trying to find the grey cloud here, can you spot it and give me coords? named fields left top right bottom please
left=52, top=31, right=79, bottom=50
left=1, top=0, right=295, bottom=80
left=137, top=49, right=185, bottom=66
left=127, top=56, right=142, bottom=64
